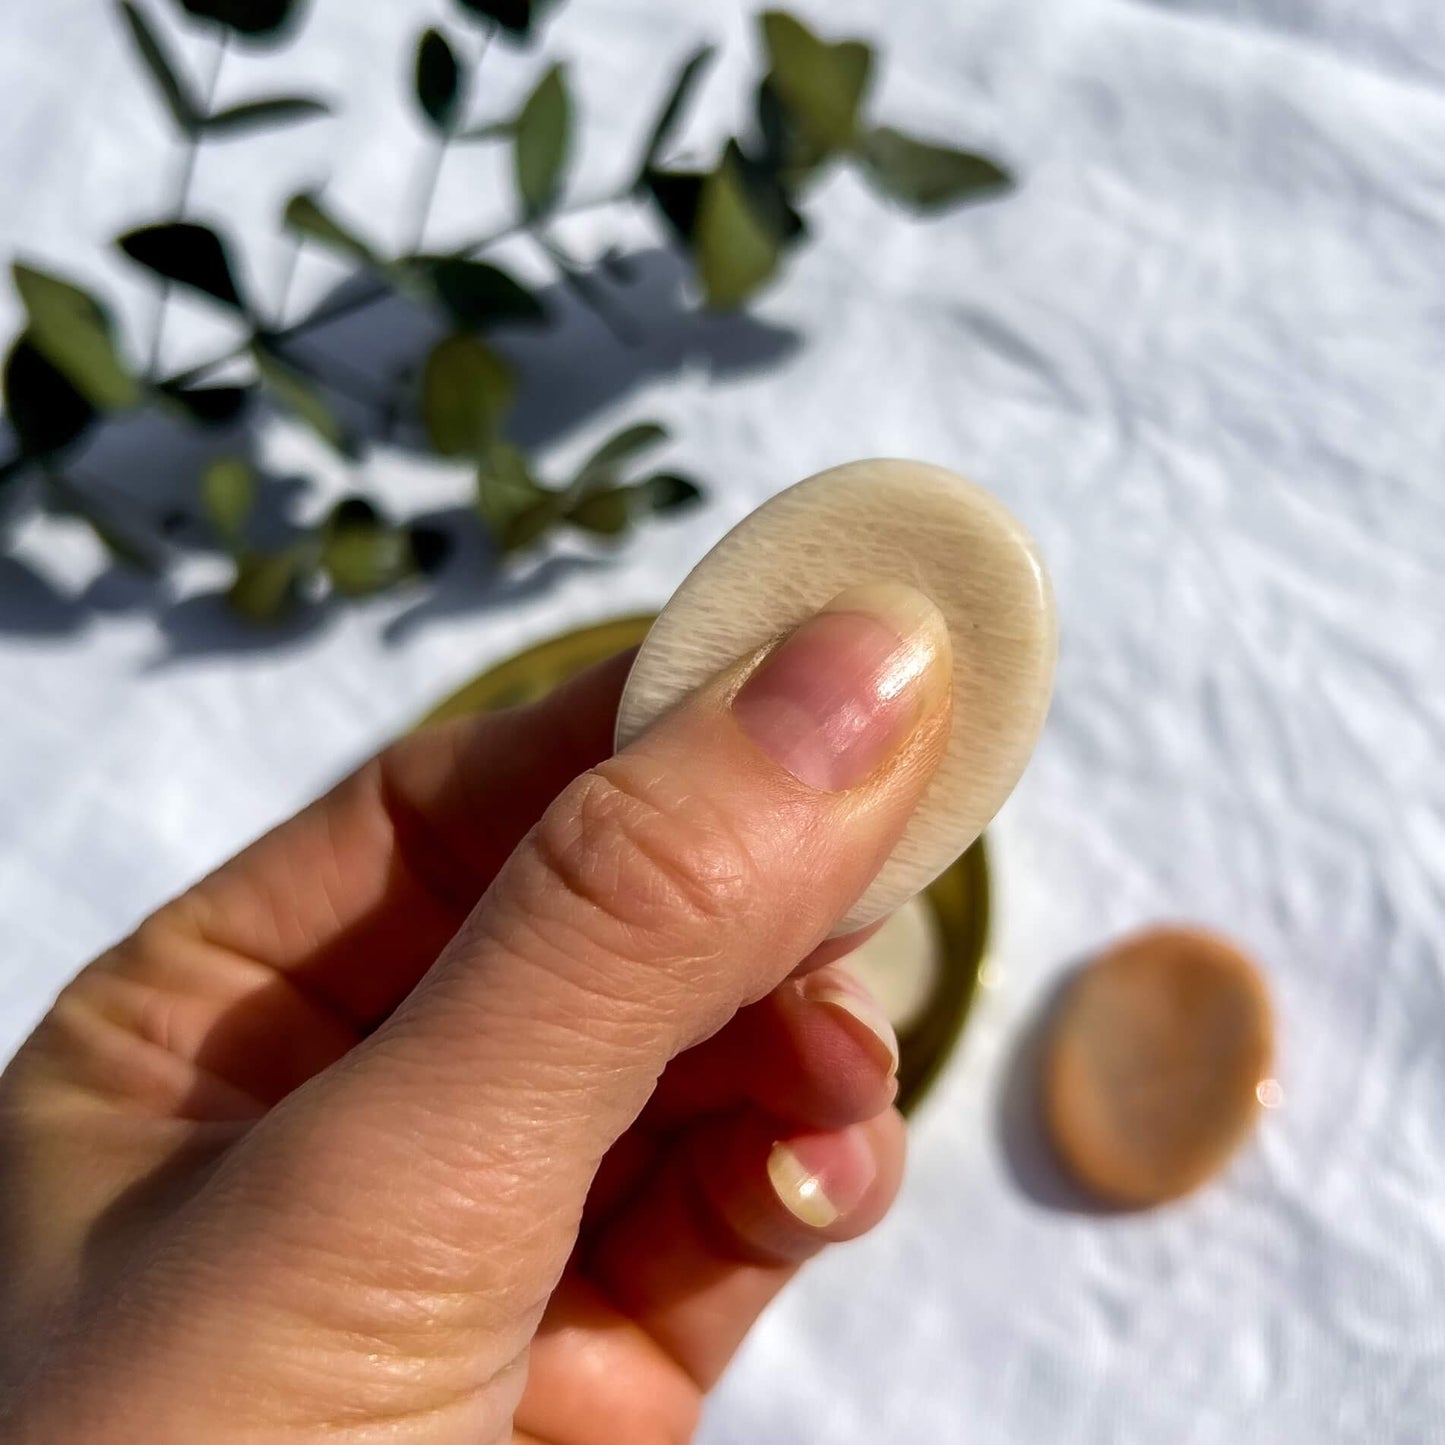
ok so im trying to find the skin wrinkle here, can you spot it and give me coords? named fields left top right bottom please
left=36, top=991, right=257, bottom=1122
left=405, top=909, right=694, bottom=1090
left=75, top=950, right=354, bottom=1116
left=260, top=1087, right=577, bottom=1322
left=126, top=1203, right=531, bottom=1434
left=438, top=849, right=738, bottom=1061
left=158, top=899, right=377, bottom=1053
left=588, top=756, right=758, bottom=912
left=228, top=1340, right=523, bottom=1441
left=528, top=765, right=758, bottom=948
left=312, top=793, right=364, bottom=949
left=491, top=752, right=859, bottom=1032
left=249, top=1110, right=504, bottom=1266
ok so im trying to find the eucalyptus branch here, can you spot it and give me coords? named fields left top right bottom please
left=407, top=139, right=449, bottom=258
left=145, top=30, right=230, bottom=379
left=161, top=186, right=635, bottom=392
left=2, top=5, right=1016, bottom=620
left=411, top=27, right=496, bottom=253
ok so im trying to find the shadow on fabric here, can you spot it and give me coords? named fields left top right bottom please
left=0, top=246, right=800, bottom=662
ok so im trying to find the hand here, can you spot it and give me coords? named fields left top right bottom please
left=0, top=585, right=951, bottom=1444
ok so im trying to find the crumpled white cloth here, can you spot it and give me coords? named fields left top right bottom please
left=3, top=1, right=1444, bottom=1440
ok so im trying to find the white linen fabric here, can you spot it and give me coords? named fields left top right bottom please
left=2, top=1, right=1442, bottom=1440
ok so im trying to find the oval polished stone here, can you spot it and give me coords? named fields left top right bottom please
left=615, top=459, right=1057, bottom=934
left=841, top=894, right=942, bottom=1033
left=1043, top=926, right=1275, bottom=1207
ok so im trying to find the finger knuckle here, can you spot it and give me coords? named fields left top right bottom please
left=527, top=756, right=757, bottom=953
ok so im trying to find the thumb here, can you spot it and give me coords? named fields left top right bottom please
left=271, top=586, right=949, bottom=1356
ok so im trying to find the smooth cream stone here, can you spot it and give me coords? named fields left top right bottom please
left=616, top=458, right=1057, bottom=933
left=1043, top=926, right=1275, bottom=1207
left=841, top=894, right=942, bottom=1033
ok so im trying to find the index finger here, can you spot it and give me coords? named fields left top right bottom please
left=129, top=647, right=636, bottom=1032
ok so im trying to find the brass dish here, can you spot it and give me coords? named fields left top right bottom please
left=422, top=616, right=990, bottom=1114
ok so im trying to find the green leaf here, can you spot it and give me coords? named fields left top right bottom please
left=12, top=263, right=141, bottom=410
left=253, top=346, right=345, bottom=450
left=416, top=28, right=463, bottom=133
left=201, top=455, right=254, bottom=543
left=177, top=0, right=306, bottom=40
left=637, top=471, right=701, bottom=513
left=330, top=495, right=378, bottom=527
left=476, top=442, right=557, bottom=550
left=693, top=150, right=783, bottom=309
left=453, top=0, right=555, bottom=38
left=119, top=1, right=200, bottom=135
left=283, top=192, right=377, bottom=266
left=642, top=168, right=706, bottom=244
left=567, top=486, right=632, bottom=537
left=572, top=421, right=668, bottom=490
left=203, top=95, right=330, bottom=136
left=754, top=76, right=826, bottom=189
left=514, top=63, right=571, bottom=216
left=420, top=257, right=546, bottom=330
left=855, top=128, right=1013, bottom=213
left=636, top=45, right=715, bottom=180
left=728, top=141, right=806, bottom=247
left=321, top=497, right=411, bottom=596
left=157, top=381, right=252, bottom=425
left=422, top=334, right=515, bottom=457
left=3, top=338, right=97, bottom=457
left=118, top=222, right=247, bottom=312
left=760, top=11, right=872, bottom=152
left=228, top=548, right=306, bottom=621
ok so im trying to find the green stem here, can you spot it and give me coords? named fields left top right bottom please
left=407, top=142, right=449, bottom=256
left=0, top=187, right=636, bottom=481
left=161, top=187, right=632, bottom=391
left=408, top=25, right=494, bottom=254
left=145, top=29, right=230, bottom=379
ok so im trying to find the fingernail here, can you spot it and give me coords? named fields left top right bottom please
left=803, top=972, right=900, bottom=1077
left=767, top=1126, right=878, bottom=1229
left=732, top=583, right=951, bottom=791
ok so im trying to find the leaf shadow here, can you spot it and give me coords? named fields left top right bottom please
left=377, top=504, right=615, bottom=645
left=992, top=960, right=1132, bottom=1217
left=1, top=245, right=802, bottom=661
left=0, top=553, right=90, bottom=639
left=150, top=585, right=336, bottom=664
left=283, top=244, right=801, bottom=456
